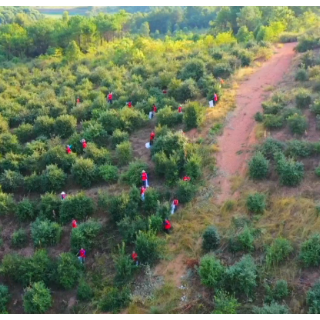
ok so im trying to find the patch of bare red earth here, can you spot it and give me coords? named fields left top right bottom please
left=215, top=42, right=297, bottom=204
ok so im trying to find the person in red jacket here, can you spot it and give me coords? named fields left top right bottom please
left=162, top=89, right=167, bottom=94
left=78, top=248, right=86, bottom=264
left=61, top=192, right=67, bottom=200
left=76, top=97, right=80, bottom=105
left=153, top=104, right=157, bottom=116
left=183, top=176, right=191, bottom=182
left=141, top=186, right=146, bottom=201
left=72, top=219, right=78, bottom=228
left=150, top=131, right=155, bottom=146
left=141, top=170, right=149, bottom=188
left=171, top=199, right=179, bottom=214
left=132, top=251, right=139, bottom=266
left=127, top=101, right=132, bottom=108
left=108, top=92, right=113, bottom=104
left=66, top=145, right=72, bottom=154
left=213, top=93, right=218, bottom=106
left=81, top=139, right=87, bottom=150
left=163, top=219, right=172, bottom=234
left=178, top=105, right=182, bottom=113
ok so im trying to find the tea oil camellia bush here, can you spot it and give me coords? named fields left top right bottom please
left=71, top=158, right=97, bottom=188
left=116, top=141, right=133, bottom=166
left=248, top=152, right=269, bottom=180
left=183, top=102, right=204, bottom=130
left=54, top=114, right=77, bottom=138
left=0, top=284, right=10, bottom=313
left=246, top=193, right=266, bottom=214
left=23, top=281, right=52, bottom=314
left=16, top=198, right=37, bottom=221
left=213, top=290, right=240, bottom=314
left=120, top=160, right=149, bottom=186
left=0, top=191, right=15, bottom=216
left=39, top=192, right=61, bottom=221
left=300, top=234, right=320, bottom=267
left=57, top=252, right=82, bottom=290
left=266, top=238, right=293, bottom=267
left=199, top=254, right=225, bottom=287
left=98, top=286, right=131, bottom=313
left=143, top=188, right=160, bottom=215
left=71, top=220, right=102, bottom=253
left=253, top=303, right=290, bottom=314
left=202, top=226, right=220, bottom=252
left=176, top=180, right=197, bottom=204
left=287, top=113, right=308, bottom=135
left=0, top=170, right=23, bottom=192
left=11, top=228, right=28, bottom=249
left=111, top=129, right=129, bottom=148
left=295, top=88, right=312, bottom=108
left=42, top=164, right=67, bottom=192
left=77, top=280, right=94, bottom=302
left=60, top=192, right=94, bottom=224
left=31, top=218, right=62, bottom=247
left=98, top=164, right=119, bottom=183
left=307, top=281, right=320, bottom=314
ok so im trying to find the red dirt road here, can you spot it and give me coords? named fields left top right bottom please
left=215, top=43, right=297, bottom=204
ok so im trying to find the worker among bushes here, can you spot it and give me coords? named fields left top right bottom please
left=141, top=185, right=146, bottom=201
left=153, top=104, right=157, bottom=116
left=171, top=198, right=179, bottom=214
left=141, top=170, right=149, bottom=188
left=61, top=192, right=67, bottom=200
left=162, top=89, right=167, bottom=94
left=127, top=101, right=132, bottom=108
left=150, top=131, right=155, bottom=146
left=81, top=139, right=87, bottom=150
left=76, top=97, right=80, bottom=104
left=163, top=219, right=172, bottom=234
left=131, top=251, right=139, bottom=266
left=72, top=219, right=77, bottom=228
left=183, top=176, right=191, bottom=181
left=178, top=105, right=182, bottom=113
left=66, top=145, right=72, bottom=154
left=78, top=248, right=86, bottom=264
left=108, top=92, right=113, bottom=104
left=213, top=93, right=219, bottom=106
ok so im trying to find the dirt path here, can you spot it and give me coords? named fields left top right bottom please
left=214, top=42, right=297, bottom=204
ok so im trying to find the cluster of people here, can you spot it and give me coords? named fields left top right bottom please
left=65, top=138, right=87, bottom=154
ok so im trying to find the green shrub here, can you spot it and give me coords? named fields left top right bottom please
left=229, top=226, right=255, bottom=253
left=84, top=143, right=111, bottom=165
left=111, top=129, right=129, bottom=148
left=213, top=63, right=233, bottom=78
left=14, top=123, right=35, bottom=143
left=117, top=216, right=148, bottom=243
left=42, top=145, right=76, bottom=172
left=295, top=89, right=312, bottom=108
left=0, top=133, right=19, bottom=154
left=57, top=252, right=82, bottom=289
left=135, top=230, right=164, bottom=265
left=98, top=110, right=121, bottom=135
left=253, top=302, right=289, bottom=314
left=287, top=113, right=307, bottom=135
left=246, top=193, right=266, bottom=214
left=202, top=226, right=220, bottom=252
left=263, top=114, right=284, bottom=129
left=157, top=106, right=183, bottom=127
left=60, top=192, right=94, bottom=224
left=224, top=255, right=257, bottom=298
left=316, top=165, right=320, bottom=177
left=285, top=140, right=313, bottom=158
left=295, top=68, right=309, bottom=81
left=153, top=151, right=179, bottom=186
left=11, top=228, right=28, bottom=249
left=77, top=280, right=93, bottom=302
left=116, top=141, right=133, bottom=166
left=258, top=138, right=285, bottom=160
left=0, top=152, right=25, bottom=172
left=300, top=234, right=320, bottom=267
left=266, top=238, right=293, bottom=267
left=0, top=115, right=8, bottom=134
left=42, top=164, right=67, bottom=192
left=199, top=254, right=225, bottom=287
left=143, top=188, right=159, bottom=215
left=23, top=281, right=52, bottom=314
left=185, top=153, right=202, bottom=180
left=34, top=115, right=55, bottom=138
left=119, top=107, right=147, bottom=132
left=71, top=158, right=97, bottom=188
left=39, top=192, right=61, bottom=221
left=311, top=99, right=320, bottom=115
left=71, top=220, right=102, bottom=253
left=120, top=160, right=149, bottom=186
left=279, top=32, right=299, bottom=43
left=98, top=164, right=119, bottom=183
left=183, top=102, right=204, bottom=130
left=31, top=218, right=62, bottom=247
left=0, top=191, right=15, bottom=216
left=307, top=281, right=320, bottom=314
left=176, top=180, right=197, bottom=204
left=16, top=198, right=37, bottom=221
left=213, top=290, right=240, bottom=314
left=276, top=153, right=304, bottom=186
left=180, top=59, right=205, bottom=81
left=248, top=152, right=269, bottom=180
left=113, top=242, right=136, bottom=285
left=149, top=215, right=163, bottom=233
left=265, top=280, right=289, bottom=303
left=54, top=114, right=77, bottom=138
left=0, top=170, right=24, bottom=192
left=0, top=284, right=10, bottom=313
left=262, top=101, right=284, bottom=115
left=255, top=112, right=264, bottom=122
left=98, top=286, right=130, bottom=313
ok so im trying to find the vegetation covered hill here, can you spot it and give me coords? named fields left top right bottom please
left=0, top=5, right=320, bottom=315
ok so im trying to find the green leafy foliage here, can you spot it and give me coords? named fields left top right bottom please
left=0, top=170, right=23, bottom=192
left=0, top=284, right=10, bottom=313
left=42, top=164, right=67, bottom=192
left=116, top=141, right=133, bottom=166
left=295, top=68, right=309, bottom=81
left=99, top=286, right=131, bottom=313
left=157, top=106, right=183, bottom=127
left=120, top=160, right=149, bottom=186
left=23, top=281, right=52, bottom=314
left=98, top=164, right=119, bottom=183
left=248, top=152, right=269, bottom=180
left=11, top=228, right=28, bottom=248
left=183, top=102, right=204, bottom=130
left=213, top=290, right=240, bottom=314
left=202, top=226, right=220, bottom=252
left=253, top=303, right=289, bottom=314
left=199, top=254, right=225, bottom=287
left=229, top=226, right=255, bottom=253
left=246, top=193, right=266, bottom=214
left=287, top=113, right=307, bottom=135
left=54, top=114, right=77, bottom=138
left=71, top=158, right=97, bottom=188
left=39, top=192, right=61, bottom=221
left=300, top=234, right=320, bottom=267
left=71, top=220, right=102, bottom=253
left=295, top=88, right=312, bottom=108
left=264, top=280, right=289, bottom=303
left=60, top=192, right=95, bottom=224
left=111, top=129, right=130, bottom=148
left=0, top=190, right=15, bottom=216
left=16, top=198, right=37, bottom=221
left=266, top=238, right=293, bottom=267
left=307, top=281, right=320, bottom=314
left=176, top=180, right=197, bottom=204
left=31, top=218, right=62, bottom=247
left=77, top=280, right=94, bottom=302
